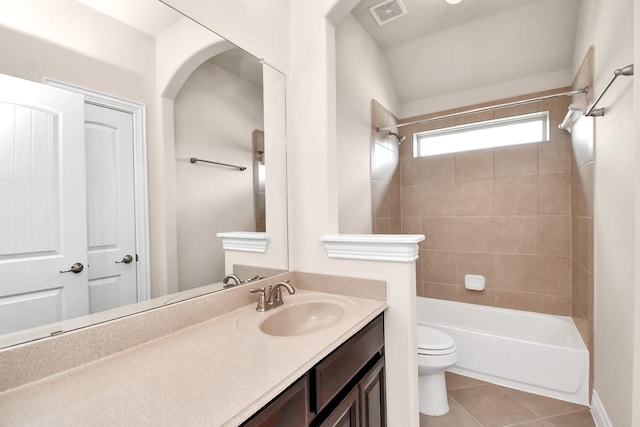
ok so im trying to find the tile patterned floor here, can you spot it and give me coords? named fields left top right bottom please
left=419, top=373, right=595, bottom=427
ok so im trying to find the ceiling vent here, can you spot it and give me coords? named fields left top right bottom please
left=369, top=0, right=408, bottom=26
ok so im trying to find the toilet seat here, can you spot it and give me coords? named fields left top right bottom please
left=417, top=325, right=457, bottom=356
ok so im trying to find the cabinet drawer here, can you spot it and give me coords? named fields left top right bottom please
left=313, top=315, right=384, bottom=413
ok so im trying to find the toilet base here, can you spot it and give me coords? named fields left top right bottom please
left=418, top=370, right=449, bottom=416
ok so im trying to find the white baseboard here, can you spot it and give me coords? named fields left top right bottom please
left=591, top=390, right=613, bottom=427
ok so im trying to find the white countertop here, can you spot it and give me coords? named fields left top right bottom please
left=0, top=290, right=386, bottom=426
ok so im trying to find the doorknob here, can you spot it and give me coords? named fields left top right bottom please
left=60, top=263, right=84, bottom=274
left=115, top=254, right=134, bottom=264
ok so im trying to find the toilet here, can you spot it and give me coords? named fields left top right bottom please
left=417, top=324, right=458, bottom=416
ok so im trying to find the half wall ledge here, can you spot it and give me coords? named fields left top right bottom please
left=320, top=234, right=425, bottom=263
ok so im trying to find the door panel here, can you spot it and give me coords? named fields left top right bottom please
left=85, top=103, right=137, bottom=313
left=0, top=73, right=87, bottom=334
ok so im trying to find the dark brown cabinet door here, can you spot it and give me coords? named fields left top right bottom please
left=319, top=387, right=360, bottom=427
left=242, top=376, right=309, bottom=427
left=359, top=358, right=385, bottom=427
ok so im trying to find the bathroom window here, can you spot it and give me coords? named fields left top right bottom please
left=413, top=111, right=549, bottom=157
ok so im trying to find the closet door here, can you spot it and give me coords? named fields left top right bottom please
left=85, top=103, right=138, bottom=313
left=0, top=73, right=88, bottom=334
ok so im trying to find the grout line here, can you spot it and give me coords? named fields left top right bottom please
left=446, top=393, right=485, bottom=427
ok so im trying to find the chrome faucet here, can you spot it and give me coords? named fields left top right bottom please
left=223, top=274, right=262, bottom=288
left=267, top=281, right=295, bottom=308
left=222, top=274, right=242, bottom=288
left=249, top=281, right=295, bottom=312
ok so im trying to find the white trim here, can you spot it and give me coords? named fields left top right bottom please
left=321, top=234, right=425, bottom=262
left=44, top=78, right=151, bottom=301
left=591, top=390, right=613, bottom=427
left=217, top=232, right=269, bottom=253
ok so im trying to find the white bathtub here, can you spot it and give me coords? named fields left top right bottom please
left=417, top=297, right=589, bottom=405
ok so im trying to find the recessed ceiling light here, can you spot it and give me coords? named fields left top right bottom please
left=446, top=0, right=462, bottom=4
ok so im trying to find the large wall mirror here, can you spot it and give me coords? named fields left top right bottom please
left=0, top=0, right=288, bottom=349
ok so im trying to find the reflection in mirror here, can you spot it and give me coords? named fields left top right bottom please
left=174, top=48, right=265, bottom=291
left=0, top=0, right=287, bottom=349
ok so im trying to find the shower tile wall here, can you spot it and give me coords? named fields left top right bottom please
left=398, top=89, right=573, bottom=315
left=371, top=100, right=402, bottom=234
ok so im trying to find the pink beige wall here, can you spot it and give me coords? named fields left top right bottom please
left=396, top=89, right=575, bottom=316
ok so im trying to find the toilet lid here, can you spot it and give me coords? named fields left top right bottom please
left=417, top=325, right=455, bottom=352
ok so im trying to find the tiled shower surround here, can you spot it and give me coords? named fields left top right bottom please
left=372, top=88, right=589, bottom=317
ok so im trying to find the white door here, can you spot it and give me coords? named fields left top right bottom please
left=0, top=73, right=88, bottom=334
left=85, top=103, right=137, bottom=313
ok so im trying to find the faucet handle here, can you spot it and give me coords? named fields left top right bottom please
left=249, top=287, right=267, bottom=312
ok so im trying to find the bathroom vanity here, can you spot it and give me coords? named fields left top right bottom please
left=0, top=272, right=387, bottom=426
left=243, top=314, right=385, bottom=426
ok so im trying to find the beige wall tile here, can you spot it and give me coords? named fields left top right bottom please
left=538, top=215, right=570, bottom=256
left=401, top=217, right=422, bottom=234
left=537, top=94, right=570, bottom=127
left=455, top=180, right=494, bottom=216
left=539, top=294, right=571, bottom=316
left=494, top=176, right=538, bottom=215
left=494, top=216, right=538, bottom=254
left=388, top=217, right=401, bottom=233
left=493, top=103, right=537, bottom=119
left=456, top=252, right=495, bottom=288
left=571, top=260, right=589, bottom=318
left=422, top=183, right=456, bottom=216
left=457, top=288, right=497, bottom=306
left=371, top=180, right=388, bottom=219
left=371, top=142, right=391, bottom=182
left=387, top=183, right=401, bottom=218
left=455, top=149, right=494, bottom=181
left=401, top=157, right=423, bottom=185
left=371, top=218, right=389, bottom=234
left=579, top=162, right=594, bottom=217
left=495, top=144, right=538, bottom=178
left=422, top=217, right=456, bottom=250
left=423, top=250, right=457, bottom=284
left=398, top=90, right=587, bottom=317
left=422, top=282, right=458, bottom=301
left=539, top=140, right=571, bottom=175
left=571, top=170, right=585, bottom=216
left=538, top=256, right=571, bottom=296
left=576, top=215, right=588, bottom=267
left=497, top=290, right=539, bottom=312
left=455, top=217, right=495, bottom=252
left=454, top=110, right=494, bottom=126
left=422, top=154, right=456, bottom=184
left=494, top=254, right=538, bottom=292
left=538, top=174, right=571, bottom=215
left=401, top=184, right=422, bottom=217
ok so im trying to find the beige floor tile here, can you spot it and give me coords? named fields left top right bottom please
left=506, top=409, right=595, bottom=427
left=445, top=372, right=485, bottom=391
left=508, top=420, right=554, bottom=427
left=449, top=384, right=539, bottom=427
left=543, top=409, right=595, bottom=427
left=419, top=397, right=482, bottom=427
left=500, top=386, right=589, bottom=417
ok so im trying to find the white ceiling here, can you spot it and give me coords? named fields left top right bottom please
left=350, top=0, right=582, bottom=109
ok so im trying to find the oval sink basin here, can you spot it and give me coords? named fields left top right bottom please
left=236, top=291, right=360, bottom=337
left=259, top=302, right=344, bottom=336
